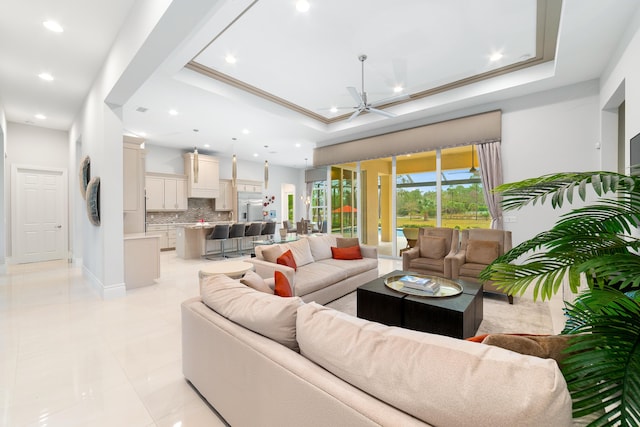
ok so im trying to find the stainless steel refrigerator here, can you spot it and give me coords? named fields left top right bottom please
left=238, top=192, right=264, bottom=222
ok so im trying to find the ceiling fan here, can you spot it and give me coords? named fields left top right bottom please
left=346, top=54, right=409, bottom=122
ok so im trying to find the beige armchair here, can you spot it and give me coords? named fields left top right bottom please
left=451, top=229, right=513, bottom=304
left=402, top=227, right=459, bottom=279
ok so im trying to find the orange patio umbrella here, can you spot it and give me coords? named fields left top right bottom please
left=332, top=205, right=357, bottom=213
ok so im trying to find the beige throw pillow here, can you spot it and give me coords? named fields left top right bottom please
left=418, top=235, right=446, bottom=259
left=336, top=237, right=359, bottom=248
left=240, top=270, right=274, bottom=294
left=261, top=244, right=284, bottom=263
left=306, top=234, right=335, bottom=261
left=201, top=274, right=303, bottom=351
left=296, top=303, right=572, bottom=427
left=466, top=239, right=500, bottom=264
left=283, top=238, right=315, bottom=267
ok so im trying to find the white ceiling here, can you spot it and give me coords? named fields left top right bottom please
left=2, top=0, right=639, bottom=168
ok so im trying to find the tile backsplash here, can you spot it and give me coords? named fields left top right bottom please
left=146, top=198, right=232, bottom=224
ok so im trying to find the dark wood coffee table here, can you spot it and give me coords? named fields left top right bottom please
left=356, top=270, right=483, bottom=339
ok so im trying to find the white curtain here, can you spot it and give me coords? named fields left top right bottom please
left=477, top=141, right=503, bottom=229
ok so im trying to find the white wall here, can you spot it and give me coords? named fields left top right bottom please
left=5, top=123, right=70, bottom=258
left=0, top=102, right=6, bottom=272
left=499, top=80, right=601, bottom=247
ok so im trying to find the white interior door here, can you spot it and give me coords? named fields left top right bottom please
left=12, top=165, right=68, bottom=263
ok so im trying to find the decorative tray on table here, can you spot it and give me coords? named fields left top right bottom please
left=384, top=274, right=463, bottom=298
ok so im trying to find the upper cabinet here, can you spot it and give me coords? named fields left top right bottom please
left=146, top=173, right=187, bottom=211
left=236, top=180, right=262, bottom=193
left=184, top=153, right=219, bottom=198
left=216, top=179, right=233, bottom=210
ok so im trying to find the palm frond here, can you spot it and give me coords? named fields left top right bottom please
left=561, top=289, right=640, bottom=425
left=495, top=171, right=639, bottom=211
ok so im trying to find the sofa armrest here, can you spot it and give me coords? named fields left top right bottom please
left=246, top=258, right=296, bottom=293
left=402, top=246, right=420, bottom=270
left=449, top=251, right=467, bottom=279
left=359, top=244, right=378, bottom=259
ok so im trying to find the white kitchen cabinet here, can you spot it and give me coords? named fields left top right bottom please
left=216, top=179, right=233, bottom=210
left=236, top=180, right=262, bottom=193
left=146, top=223, right=178, bottom=250
left=145, top=173, right=187, bottom=211
left=184, top=153, right=219, bottom=198
left=123, top=137, right=146, bottom=234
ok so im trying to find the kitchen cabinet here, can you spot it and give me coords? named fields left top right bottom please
left=124, top=233, right=160, bottom=289
left=216, top=179, right=233, bottom=210
left=145, top=173, right=187, bottom=211
left=146, top=223, right=178, bottom=250
left=236, top=180, right=262, bottom=193
left=184, top=153, right=219, bottom=198
left=123, top=137, right=146, bottom=233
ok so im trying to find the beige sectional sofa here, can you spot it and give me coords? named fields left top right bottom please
left=182, top=274, right=574, bottom=427
left=246, top=234, right=378, bottom=305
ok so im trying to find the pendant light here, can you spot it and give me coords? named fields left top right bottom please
left=264, top=160, right=269, bottom=190
left=231, top=138, right=237, bottom=188
left=469, top=146, right=477, bottom=174
left=193, top=146, right=199, bottom=183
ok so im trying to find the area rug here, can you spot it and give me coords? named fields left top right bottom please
left=326, top=292, right=554, bottom=335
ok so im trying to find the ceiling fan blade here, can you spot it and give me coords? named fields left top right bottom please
left=367, top=107, right=397, bottom=118
left=370, top=93, right=410, bottom=108
left=347, top=108, right=364, bottom=122
left=347, top=86, right=363, bottom=105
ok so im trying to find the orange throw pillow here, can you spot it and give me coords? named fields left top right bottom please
left=277, top=249, right=297, bottom=271
left=331, top=245, right=363, bottom=260
left=274, top=271, right=293, bottom=297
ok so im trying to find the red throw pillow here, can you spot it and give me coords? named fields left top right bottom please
left=331, top=245, right=363, bottom=260
left=274, top=271, right=293, bottom=297
left=277, top=249, right=297, bottom=271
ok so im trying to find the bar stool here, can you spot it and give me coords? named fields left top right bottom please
left=205, top=224, right=229, bottom=259
left=261, top=221, right=276, bottom=240
left=243, top=222, right=263, bottom=253
left=228, top=223, right=246, bottom=256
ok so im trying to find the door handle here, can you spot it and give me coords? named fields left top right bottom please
left=56, top=225, right=62, bottom=229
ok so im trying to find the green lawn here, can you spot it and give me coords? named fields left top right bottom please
left=396, top=216, right=491, bottom=230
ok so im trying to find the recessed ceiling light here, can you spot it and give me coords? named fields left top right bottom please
left=393, top=86, right=403, bottom=93
left=295, top=143, right=301, bottom=148
left=38, top=73, right=54, bottom=81
left=489, top=52, right=504, bottom=62
left=225, top=54, right=237, bottom=64
left=169, top=109, right=178, bottom=116
left=330, top=107, right=338, bottom=113
left=253, top=153, right=258, bottom=157
left=242, top=129, right=250, bottom=134
left=204, top=144, right=210, bottom=148
left=35, top=114, right=46, bottom=120
left=43, top=20, right=63, bottom=33
left=138, top=131, right=147, bottom=137
left=296, top=0, right=310, bottom=12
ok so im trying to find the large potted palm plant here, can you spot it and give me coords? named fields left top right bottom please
left=480, top=170, right=640, bottom=426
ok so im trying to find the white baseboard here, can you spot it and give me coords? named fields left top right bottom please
left=82, top=265, right=126, bottom=299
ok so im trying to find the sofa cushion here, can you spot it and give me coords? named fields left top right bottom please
left=274, top=271, right=293, bottom=297
left=331, top=245, right=362, bottom=260
left=293, top=263, right=347, bottom=296
left=336, top=237, right=359, bottom=248
left=277, top=249, right=297, bottom=271
left=261, top=244, right=284, bottom=263
left=318, top=258, right=377, bottom=277
left=419, top=235, right=446, bottom=259
left=466, top=239, right=500, bottom=265
left=459, top=262, right=486, bottom=278
left=409, top=257, right=444, bottom=273
left=200, top=274, right=303, bottom=351
left=306, top=234, right=336, bottom=261
left=240, top=270, right=273, bottom=294
left=296, top=303, right=573, bottom=427
left=283, top=238, right=315, bottom=267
